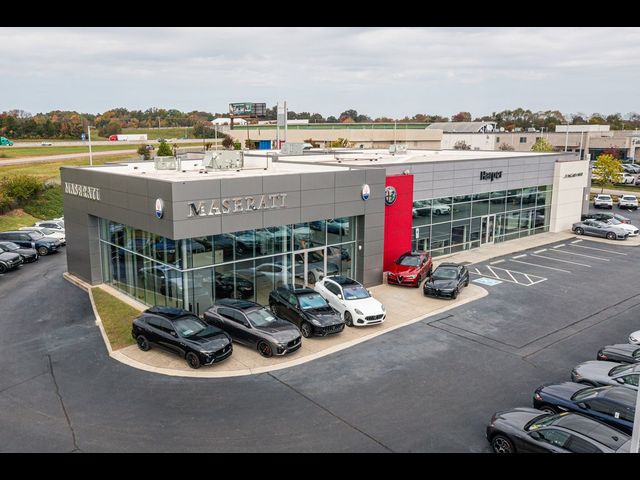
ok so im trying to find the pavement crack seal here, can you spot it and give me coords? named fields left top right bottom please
left=47, top=355, right=82, bottom=453
left=267, top=373, right=394, bottom=452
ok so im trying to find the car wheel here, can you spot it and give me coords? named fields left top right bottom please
left=435, top=209, right=441, bottom=215
left=491, top=434, right=515, bottom=454
left=464, top=278, right=469, bottom=287
left=300, top=322, right=313, bottom=338
left=344, top=311, right=354, bottom=327
left=37, top=246, right=49, bottom=256
left=574, top=227, right=584, bottom=235
left=136, top=335, right=151, bottom=351
left=606, top=232, right=616, bottom=240
left=0, top=263, right=6, bottom=274
left=451, top=288, right=459, bottom=300
left=540, top=405, right=557, bottom=415
left=258, top=341, right=273, bottom=358
left=307, top=271, right=316, bottom=284
left=186, top=352, right=201, bottom=369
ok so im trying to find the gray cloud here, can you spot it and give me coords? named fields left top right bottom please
left=0, top=27, right=639, bottom=116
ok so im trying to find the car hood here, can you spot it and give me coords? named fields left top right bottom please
left=305, top=308, right=343, bottom=326
left=613, top=223, right=638, bottom=232
left=345, top=297, right=384, bottom=315
left=574, top=360, right=621, bottom=378
left=539, top=381, right=589, bottom=400
left=492, top=407, right=548, bottom=430
left=255, top=321, right=300, bottom=342
left=388, top=264, right=420, bottom=276
left=41, top=236, right=61, bottom=244
left=187, top=331, right=231, bottom=351
left=0, top=252, right=21, bottom=262
left=426, top=278, right=458, bottom=290
left=602, top=343, right=639, bottom=357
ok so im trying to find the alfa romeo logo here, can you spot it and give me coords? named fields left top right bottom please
left=385, top=186, right=397, bottom=206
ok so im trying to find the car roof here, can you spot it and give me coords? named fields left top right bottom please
left=144, top=306, right=191, bottom=319
left=215, top=298, right=261, bottom=310
left=280, top=284, right=316, bottom=295
left=435, top=262, right=461, bottom=268
left=600, top=386, right=637, bottom=405
left=325, top=275, right=359, bottom=286
left=552, top=413, right=629, bottom=449
left=400, top=251, right=426, bottom=257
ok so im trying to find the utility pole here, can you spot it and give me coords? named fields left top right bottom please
left=564, top=125, right=569, bottom=152
left=284, top=101, right=288, bottom=144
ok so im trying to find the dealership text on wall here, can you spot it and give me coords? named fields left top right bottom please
left=64, top=182, right=101, bottom=201
left=188, top=193, right=288, bottom=217
left=479, top=171, right=503, bottom=182
left=563, top=172, right=584, bottom=178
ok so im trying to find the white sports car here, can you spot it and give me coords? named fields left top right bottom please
left=605, top=218, right=640, bottom=236
left=314, top=276, right=385, bottom=327
left=630, top=330, right=640, bottom=345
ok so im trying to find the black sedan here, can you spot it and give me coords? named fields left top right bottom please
left=131, top=306, right=233, bottom=369
left=0, top=241, right=38, bottom=263
left=269, top=284, right=345, bottom=338
left=597, top=344, right=640, bottom=364
left=423, top=263, right=469, bottom=299
left=533, top=383, right=635, bottom=434
left=204, top=299, right=302, bottom=357
left=486, top=408, right=630, bottom=453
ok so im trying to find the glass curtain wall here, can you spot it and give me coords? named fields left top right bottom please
left=411, top=185, right=552, bottom=257
left=99, top=216, right=358, bottom=315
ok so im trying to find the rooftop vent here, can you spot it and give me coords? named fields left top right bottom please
left=389, top=144, right=407, bottom=154
left=203, top=151, right=244, bottom=170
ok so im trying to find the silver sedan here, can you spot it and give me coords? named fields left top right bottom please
left=572, top=219, right=629, bottom=240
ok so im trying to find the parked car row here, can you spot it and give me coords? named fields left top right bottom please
left=593, top=193, right=639, bottom=210
left=132, top=275, right=387, bottom=368
left=573, top=207, right=640, bottom=240
left=0, top=217, right=65, bottom=274
left=486, top=332, right=639, bottom=453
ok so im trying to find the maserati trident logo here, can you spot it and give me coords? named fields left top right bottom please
left=155, top=198, right=165, bottom=219
left=361, top=184, right=371, bottom=201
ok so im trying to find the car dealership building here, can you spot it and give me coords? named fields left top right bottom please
left=61, top=148, right=588, bottom=314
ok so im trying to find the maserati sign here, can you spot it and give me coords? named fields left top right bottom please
left=188, top=193, right=288, bottom=217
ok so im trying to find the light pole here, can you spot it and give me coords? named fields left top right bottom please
left=87, top=126, right=94, bottom=166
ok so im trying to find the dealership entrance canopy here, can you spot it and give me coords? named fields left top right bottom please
left=61, top=148, right=588, bottom=314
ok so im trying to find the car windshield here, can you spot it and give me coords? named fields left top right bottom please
left=0, top=242, right=19, bottom=251
left=298, top=293, right=328, bottom=310
left=526, top=412, right=563, bottom=431
left=397, top=255, right=420, bottom=267
left=173, top=316, right=209, bottom=338
left=598, top=196, right=611, bottom=200
left=343, top=284, right=370, bottom=300
left=622, top=196, right=636, bottom=201
left=432, top=267, right=458, bottom=280
left=40, top=228, right=56, bottom=235
left=28, top=232, right=43, bottom=240
left=571, top=386, right=608, bottom=401
left=609, top=364, right=634, bottom=376
left=609, top=219, right=622, bottom=225
left=247, top=309, right=278, bottom=327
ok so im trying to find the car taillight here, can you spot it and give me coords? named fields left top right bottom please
left=597, top=352, right=607, bottom=360
left=534, top=393, right=543, bottom=401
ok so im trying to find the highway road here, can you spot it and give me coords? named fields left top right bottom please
left=0, top=149, right=137, bottom=166
left=9, top=138, right=221, bottom=148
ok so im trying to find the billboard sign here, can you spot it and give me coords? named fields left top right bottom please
left=229, top=102, right=267, bottom=117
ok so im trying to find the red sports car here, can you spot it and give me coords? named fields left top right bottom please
left=387, top=251, right=433, bottom=287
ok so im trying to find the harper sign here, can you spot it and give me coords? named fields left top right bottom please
left=479, top=171, right=503, bottom=182
left=64, top=182, right=101, bottom=201
left=188, top=193, right=288, bottom=217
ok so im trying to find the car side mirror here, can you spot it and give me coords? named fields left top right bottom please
left=614, top=378, right=624, bottom=384
left=337, top=294, right=343, bottom=300
left=530, top=431, right=542, bottom=440
left=577, top=402, right=588, bottom=409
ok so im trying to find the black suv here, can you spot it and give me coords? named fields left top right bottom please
left=0, top=241, right=38, bottom=263
left=0, top=231, right=61, bottom=256
left=423, top=263, right=469, bottom=299
left=0, top=249, right=23, bottom=273
left=131, top=306, right=233, bottom=369
left=269, top=284, right=345, bottom=338
left=204, top=299, right=302, bottom=357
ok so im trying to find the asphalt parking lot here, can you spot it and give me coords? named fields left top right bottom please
left=0, top=236, right=638, bottom=452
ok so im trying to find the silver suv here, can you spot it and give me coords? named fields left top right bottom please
left=618, top=195, right=638, bottom=210
left=594, top=194, right=613, bottom=209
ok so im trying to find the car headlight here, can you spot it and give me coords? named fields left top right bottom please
left=354, top=309, right=364, bottom=315
left=381, top=304, right=385, bottom=312
left=311, top=319, right=321, bottom=326
left=406, top=275, right=416, bottom=279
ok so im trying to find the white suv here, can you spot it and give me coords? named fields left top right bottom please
left=618, top=195, right=639, bottom=210
left=594, top=194, right=613, bottom=209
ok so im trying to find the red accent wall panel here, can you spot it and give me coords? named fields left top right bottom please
left=383, top=174, right=414, bottom=272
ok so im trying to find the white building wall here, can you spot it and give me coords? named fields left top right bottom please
left=441, top=133, right=497, bottom=151
left=549, top=160, right=590, bottom=232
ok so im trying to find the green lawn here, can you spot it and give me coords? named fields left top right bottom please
left=0, top=144, right=140, bottom=158
left=0, top=209, right=40, bottom=230
left=92, top=287, right=141, bottom=350
left=22, top=187, right=63, bottom=219
left=120, top=127, right=195, bottom=140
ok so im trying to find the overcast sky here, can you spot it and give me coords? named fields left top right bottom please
left=1, top=27, right=639, bottom=118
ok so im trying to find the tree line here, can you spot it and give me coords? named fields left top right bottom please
left=2, top=107, right=640, bottom=140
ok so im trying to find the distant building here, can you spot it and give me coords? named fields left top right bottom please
left=211, top=117, right=247, bottom=126
left=427, top=121, right=496, bottom=133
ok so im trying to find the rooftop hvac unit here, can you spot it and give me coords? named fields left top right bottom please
left=389, top=144, right=407, bottom=154
left=280, top=142, right=313, bottom=155
left=203, top=150, right=244, bottom=169
left=154, top=156, right=177, bottom=170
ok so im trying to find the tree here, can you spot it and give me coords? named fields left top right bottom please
left=327, top=116, right=338, bottom=123
left=453, top=140, right=471, bottom=150
left=329, top=138, right=348, bottom=148
left=531, top=138, right=555, bottom=152
left=97, top=120, right=122, bottom=138
left=137, top=144, right=151, bottom=160
left=157, top=141, right=172, bottom=156
left=222, top=134, right=234, bottom=149
left=592, top=154, right=623, bottom=192
left=498, top=142, right=515, bottom=151
left=245, top=139, right=256, bottom=149
left=603, top=147, right=621, bottom=159
left=339, top=109, right=358, bottom=123
left=452, top=112, right=472, bottom=122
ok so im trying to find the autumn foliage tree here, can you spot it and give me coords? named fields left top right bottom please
left=531, top=138, right=555, bottom=152
left=592, top=154, right=623, bottom=192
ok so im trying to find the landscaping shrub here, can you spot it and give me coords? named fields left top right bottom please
left=1, top=174, right=43, bottom=202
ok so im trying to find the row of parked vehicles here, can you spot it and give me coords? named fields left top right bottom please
left=132, top=275, right=388, bottom=368
left=0, top=217, right=65, bottom=274
left=486, top=330, right=640, bottom=453
left=572, top=209, right=640, bottom=241
left=594, top=194, right=638, bottom=210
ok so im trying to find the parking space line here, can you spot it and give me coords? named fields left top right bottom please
left=546, top=249, right=610, bottom=261
left=568, top=244, right=627, bottom=256
left=570, top=239, right=583, bottom=244
left=553, top=244, right=566, bottom=248
left=530, top=253, right=592, bottom=267
left=490, top=259, right=505, bottom=264
left=512, top=254, right=527, bottom=259
left=509, top=259, right=571, bottom=273
left=533, top=249, right=547, bottom=254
